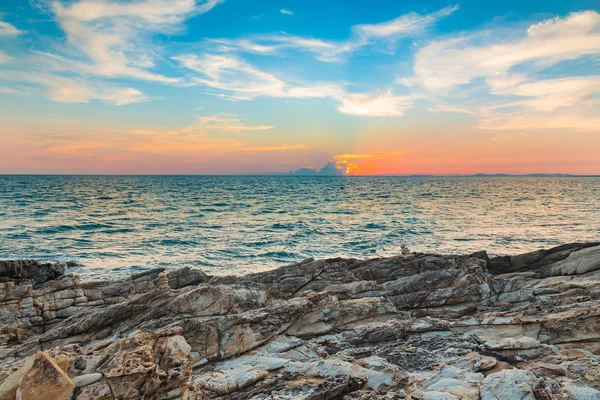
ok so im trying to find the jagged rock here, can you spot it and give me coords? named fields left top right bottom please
left=0, top=260, right=66, bottom=286
left=16, top=352, right=74, bottom=400
left=487, top=242, right=600, bottom=275
left=480, top=369, right=540, bottom=399
left=1, top=243, right=600, bottom=399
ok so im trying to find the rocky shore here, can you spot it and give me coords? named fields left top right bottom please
left=1, top=242, right=600, bottom=399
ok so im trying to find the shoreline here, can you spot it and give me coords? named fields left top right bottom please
left=1, top=243, right=600, bottom=398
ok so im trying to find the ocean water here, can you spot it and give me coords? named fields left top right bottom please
left=1, top=175, right=599, bottom=280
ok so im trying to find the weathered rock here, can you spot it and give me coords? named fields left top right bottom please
left=0, top=260, right=66, bottom=285
left=72, top=372, right=103, bottom=388
left=16, top=352, right=74, bottom=400
left=2, top=243, right=600, bottom=399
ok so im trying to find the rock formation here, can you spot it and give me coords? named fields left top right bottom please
left=2, top=243, right=600, bottom=399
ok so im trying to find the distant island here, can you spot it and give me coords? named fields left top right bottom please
left=283, top=169, right=595, bottom=177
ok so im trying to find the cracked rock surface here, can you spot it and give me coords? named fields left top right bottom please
left=2, top=244, right=600, bottom=399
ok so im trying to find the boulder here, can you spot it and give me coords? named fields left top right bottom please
left=16, top=352, right=74, bottom=400
left=0, top=260, right=66, bottom=285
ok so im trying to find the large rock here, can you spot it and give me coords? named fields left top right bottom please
left=16, top=352, right=74, bottom=400
left=0, top=260, right=66, bottom=285
left=2, top=243, right=600, bottom=399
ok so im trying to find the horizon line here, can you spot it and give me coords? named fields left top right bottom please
left=1, top=173, right=600, bottom=177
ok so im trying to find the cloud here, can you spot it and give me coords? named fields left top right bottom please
left=412, top=11, right=600, bottom=90
left=30, top=0, right=224, bottom=83
left=487, top=75, right=600, bottom=112
left=280, top=9, right=293, bottom=16
left=0, top=51, right=12, bottom=64
left=207, top=6, right=457, bottom=62
left=0, top=20, right=25, bottom=36
left=410, top=11, right=600, bottom=131
left=174, top=53, right=288, bottom=98
left=427, top=104, right=476, bottom=115
left=175, top=53, right=413, bottom=116
left=0, top=71, right=148, bottom=104
left=0, top=87, right=16, bottom=94
left=353, top=5, right=458, bottom=39
left=196, top=113, right=274, bottom=133
left=333, top=152, right=404, bottom=160
left=337, top=90, right=414, bottom=117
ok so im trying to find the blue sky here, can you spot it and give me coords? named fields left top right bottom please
left=0, top=0, right=598, bottom=174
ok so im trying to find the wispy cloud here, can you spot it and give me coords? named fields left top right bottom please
left=414, top=11, right=600, bottom=131
left=353, top=5, right=457, bottom=39
left=0, top=71, right=148, bottom=104
left=0, top=20, right=26, bottom=36
left=412, top=11, right=600, bottom=90
left=0, top=51, right=12, bottom=64
left=16, top=0, right=225, bottom=87
left=196, top=113, right=274, bottom=133
left=175, top=53, right=413, bottom=116
left=0, top=0, right=226, bottom=106
left=207, top=5, right=458, bottom=62
left=427, top=104, right=476, bottom=115
left=337, top=90, right=414, bottom=117
left=280, top=9, right=293, bottom=16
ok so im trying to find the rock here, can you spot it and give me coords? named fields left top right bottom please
left=0, top=260, right=66, bottom=285
left=195, top=366, right=268, bottom=395
left=537, top=245, right=600, bottom=277
left=72, top=372, right=103, bottom=388
left=2, top=243, right=600, bottom=399
left=487, top=242, right=600, bottom=275
left=73, top=379, right=113, bottom=400
left=16, top=352, right=74, bottom=400
left=0, top=356, right=34, bottom=400
left=480, top=370, right=538, bottom=400
left=283, top=358, right=401, bottom=390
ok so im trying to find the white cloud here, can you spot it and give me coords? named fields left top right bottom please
left=487, top=75, right=600, bottom=112
left=0, top=51, right=12, bottom=64
left=477, top=75, right=600, bottom=131
left=280, top=9, right=293, bottom=16
left=337, top=90, right=414, bottom=116
left=427, top=104, right=476, bottom=115
left=0, top=71, right=148, bottom=105
left=174, top=53, right=287, bottom=98
left=197, top=113, right=273, bottom=132
left=412, top=11, right=600, bottom=90
left=32, top=0, right=224, bottom=83
left=207, top=6, right=457, bottom=62
left=478, top=111, right=600, bottom=131
left=175, top=53, right=412, bottom=116
left=409, top=11, right=600, bottom=131
left=353, top=5, right=458, bottom=39
left=0, top=20, right=25, bottom=36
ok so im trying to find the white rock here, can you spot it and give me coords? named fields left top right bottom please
left=72, top=373, right=103, bottom=388
left=283, top=358, right=399, bottom=390
left=194, top=366, right=268, bottom=395
left=480, top=370, right=537, bottom=400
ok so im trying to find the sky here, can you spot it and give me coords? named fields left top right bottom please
left=0, top=0, right=599, bottom=175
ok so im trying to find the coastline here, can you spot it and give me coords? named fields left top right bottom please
left=1, top=243, right=600, bottom=399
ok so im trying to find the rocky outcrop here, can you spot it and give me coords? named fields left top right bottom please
left=0, top=260, right=67, bottom=286
left=1, top=243, right=600, bottom=399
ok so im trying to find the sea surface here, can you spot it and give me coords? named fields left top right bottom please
left=1, top=175, right=599, bottom=280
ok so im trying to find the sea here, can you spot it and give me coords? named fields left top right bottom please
left=1, top=175, right=599, bottom=280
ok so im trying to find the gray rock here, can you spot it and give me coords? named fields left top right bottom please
left=2, top=243, right=600, bottom=399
